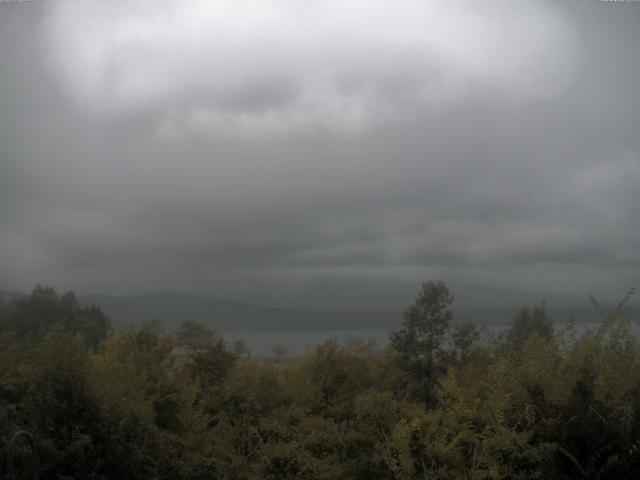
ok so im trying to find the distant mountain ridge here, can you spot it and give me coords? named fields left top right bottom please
left=2, top=288, right=636, bottom=331
left=79, top=292, right=398, bottom=331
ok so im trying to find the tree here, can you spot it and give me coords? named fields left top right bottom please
left=295, top=339, right=373, bottom=421
left=0, top=286, right=110, bottom=348
left=0, top=328, right=105, bottom=479
left=390, top=280, right=454, bottom=405
left=174, top=320, right=236, bottom=389
left=94, top=322, right=203, bottom=478
left=451, top=321, right=481, bottom=361
left=501, top=301, right=553, bottom=352
left=175, top=319, right=217, bottom=353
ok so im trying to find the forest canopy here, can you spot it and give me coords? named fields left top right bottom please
left=0, top=282, right=638, bottom=479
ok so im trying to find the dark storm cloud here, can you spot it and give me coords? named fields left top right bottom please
left=1, top=0, right=639, bottom=305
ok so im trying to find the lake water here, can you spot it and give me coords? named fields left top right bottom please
left=224, top=322, right=640, bottom=357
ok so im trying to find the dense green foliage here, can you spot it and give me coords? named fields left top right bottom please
left=1, top=283, right=639, bottom=479
left=0, top=286, right=110, bottom=348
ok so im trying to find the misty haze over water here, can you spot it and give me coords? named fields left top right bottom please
left=225, top=322, right=640, bottom=357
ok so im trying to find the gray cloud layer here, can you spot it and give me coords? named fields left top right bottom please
left=43, top=0, right=576, bottom=135
left=1, top=1, right=639, bottom=307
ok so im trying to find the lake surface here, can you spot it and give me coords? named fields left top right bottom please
left=224, top=322, right=640, bottom=357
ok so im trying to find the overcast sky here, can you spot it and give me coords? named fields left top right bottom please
left=1, top=0, right=639, bottom=308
